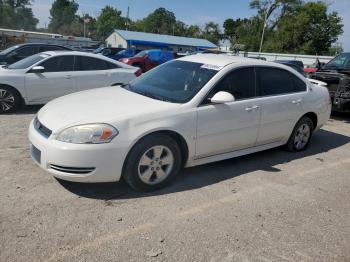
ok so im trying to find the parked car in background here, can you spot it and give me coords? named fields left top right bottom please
left=275, top=60, right=306, bottom=76
left=304, top=61, right=326, bottom=75
left=93, top=47, right=125, bottom=59
left=112, top=48, right=142, bottom=61
left=29, top=54, right=331, bottom=191
left=310, top=52, right=350, bottom=112
left=0, top=43, right=71, bottom=65
left=119, top=49, right=176, bottom=72
left=248, top=56, right=267, bottom=61
left=275, top=60, right=304, bottom=68
left=0, top=51, right=140, bottom=113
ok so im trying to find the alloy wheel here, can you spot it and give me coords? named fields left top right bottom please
left=294, top=123, right=311, bottom=150
left=137, top=145, right=174, bottom=185
left=0, top=89, right=15, bottom=112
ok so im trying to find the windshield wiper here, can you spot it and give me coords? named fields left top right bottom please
left=144, top=92, right=171, bottom=102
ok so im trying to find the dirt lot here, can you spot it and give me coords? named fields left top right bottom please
left=0, top=106, right=350, bottom=262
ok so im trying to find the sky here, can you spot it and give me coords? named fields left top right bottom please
left=31, top=0, right=350, bottom=51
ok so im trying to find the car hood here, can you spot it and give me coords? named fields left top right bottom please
left=38, top=86, right=180, bottom=132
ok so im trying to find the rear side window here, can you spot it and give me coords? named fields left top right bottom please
left=39, top=55, right=74, bottom=72
left=75, top=56, right=108, bottom=71
left=257, top=67, right=305, bottom=96
left=292, top=75, right=307, bottom=92
left=208, top=67, right=256, bottom=101
left=106, top=61, right=120, bottom=69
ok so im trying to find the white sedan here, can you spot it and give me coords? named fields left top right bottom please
left=0, top=51, right=140, bottom=113
left=29, top=54, right=331, bottom=191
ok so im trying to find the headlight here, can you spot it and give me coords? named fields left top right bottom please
left=56, top=124, right=118, bottom=144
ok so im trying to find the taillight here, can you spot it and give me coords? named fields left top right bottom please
left=134, top=69, right=142, bottom=77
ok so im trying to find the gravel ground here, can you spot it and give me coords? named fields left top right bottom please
left=0, top=106, right=350, bottom=262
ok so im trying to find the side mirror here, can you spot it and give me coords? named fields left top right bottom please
left=210, top=91, right=235, bottom=104
left=29, top=66, right=45, bottom=73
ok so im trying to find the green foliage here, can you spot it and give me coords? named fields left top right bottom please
left=96, top=6, right=125, bottom=39
left=0, top=1, right=344, bottom=54
left=132, top=8, right=176, bottom=35
left=0, top=0, right=38, bottom=30
left=48, top=0, right=79, bottom=35
left=202, top=22, right=221, bottom=45
left=228, top=0, right=344, bottom=55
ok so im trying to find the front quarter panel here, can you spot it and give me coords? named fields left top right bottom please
left=111, top=106, right=197, bottom=167
left=0, top=71, right=26, bottom=100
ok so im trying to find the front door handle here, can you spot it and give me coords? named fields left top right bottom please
left=292, top=99, right=302, bottom=104
left=245, top=105, right=260, bottom=112
left=64, top=75, right=72, bottom=79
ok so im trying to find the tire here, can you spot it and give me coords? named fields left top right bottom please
left=123, top=134, right=182, bottom=192
left=0, top=86, right=21, bottom=114
left=286, top=116, right=314, bottom=152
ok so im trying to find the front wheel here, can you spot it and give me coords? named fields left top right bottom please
left=286, top=116, right=314, bottom=152
left=123, top=134, right=182, bottom=192
left=0, top=86, right=21, bottom=113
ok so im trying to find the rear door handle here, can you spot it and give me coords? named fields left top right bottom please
left=292, top=99, right=302, bottom=104
left=64, top=75, right=72, bottom=79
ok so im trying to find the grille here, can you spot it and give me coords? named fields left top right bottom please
left=34, top=117, right=52, bottom=138
left=49, top=164, right=95, bottom=174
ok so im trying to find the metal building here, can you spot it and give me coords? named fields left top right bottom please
left=106, top=30, right=217, bottom=53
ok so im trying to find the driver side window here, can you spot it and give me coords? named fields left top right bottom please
left=204, top=67, right=256, bottom=104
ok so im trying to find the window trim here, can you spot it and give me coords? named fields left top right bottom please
left=198, top=65, right=258, bottom=107
left=254, top=65, right=308, bottom=98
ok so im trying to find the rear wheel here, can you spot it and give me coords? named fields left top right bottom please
left=286, top=116, right=314, bottom=152
left=0, top=86, right=21, bottom=113
left=123, top=134, right=182, bottom=192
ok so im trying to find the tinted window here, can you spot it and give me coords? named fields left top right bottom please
left=292, top=74, right=307, bottom=92
left=257, top=67, right=298, bottom=96
left=16, top=46, right=34, bottom=57
left=39, top=56, right=74, bottom=72
left=75, top=56, right=108, bottom=71
left=106, top=61, right=120, bottom=69
left=208, top=67, right=256, bottom=101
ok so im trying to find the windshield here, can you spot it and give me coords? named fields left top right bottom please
left=135, top=51, right=147, bottom=58
left=323, top=53, right=350, bottom=70
left=7, top=53, right=50, bottom=69
left=125, top=60, right=218, bottom=103
left=93, top=47, right=103, bottom=54
left=0, top=45, right=19, bottom=56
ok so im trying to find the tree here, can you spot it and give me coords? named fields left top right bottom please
left=202, top=22, right=221, bottom=45
left=96, top=6, right=125, bottom=39
left=0, top=0, right=38, bottom=30
left=138, top=8, right=177, bottom=35
left=48, top=0, right=79, bottom=34
left=186, top=25, right=202, bottom=38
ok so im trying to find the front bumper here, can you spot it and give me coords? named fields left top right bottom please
left=28, top=120, right=129, bottom=183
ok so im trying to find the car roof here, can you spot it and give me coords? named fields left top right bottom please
left=16, top=43, right=68, bottom=47
left=178, top=53, right=286, bottom=68
left=42, top=51, right=102, bottom=56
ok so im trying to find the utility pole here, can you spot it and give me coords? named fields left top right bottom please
left=83, top=12, right=86, bottom=38
left=259, top=10, right=268, bottom=55
left=126, top=6, right=130, bottom=30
